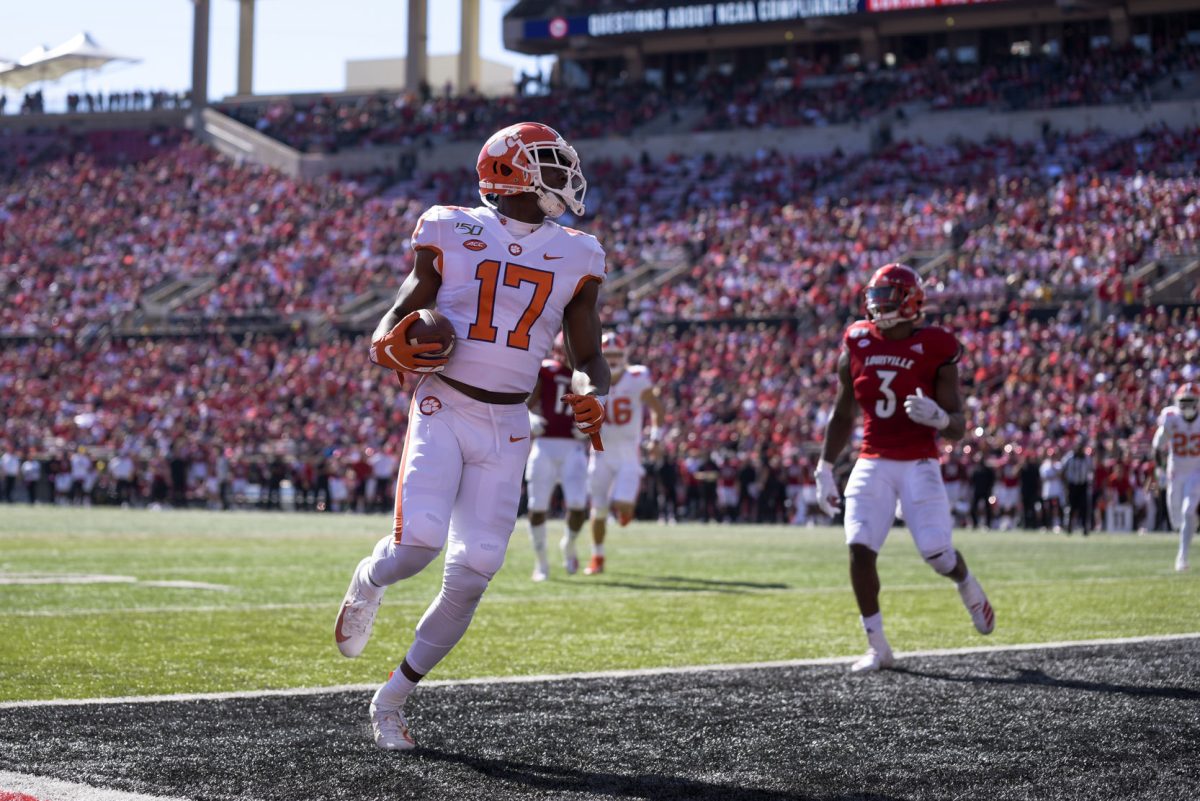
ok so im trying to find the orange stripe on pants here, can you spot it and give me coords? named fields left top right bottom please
left=392, top=389, right=419, bottom=544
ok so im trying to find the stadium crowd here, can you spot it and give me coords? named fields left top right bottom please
left=0, top=303, right=1187, bottom=532
left=4, top=127, right=1197, bottom=338
left=209, top=42, right=1197, bottom=152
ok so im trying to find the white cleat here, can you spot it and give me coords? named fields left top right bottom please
left=334, top=557, right=383, bottom=658
left=531, top=563, right=549, bottom=582
left=958, top=575, right=996, bottom=635
left=1176, top=557, right=1190, bottom=573
left=370, top=704, right=416, bottom=751
left=851, top=646, right=895, bottom=673
left=561, top=535, right=578, bottom=575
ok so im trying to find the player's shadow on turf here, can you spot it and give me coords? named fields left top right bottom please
left=895, top=666, right=1200, bottom=702
left=588, top=574, right=790, bottom=594
left=417, top=747, right=901, bottom=801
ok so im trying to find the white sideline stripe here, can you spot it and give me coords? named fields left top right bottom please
left=3, top=631, right=1198, bottom=710
left=5, top=573, right=1180, bottom=618
left=0, top=770, right=191, bottom=801
left=0, top=574, right=230, bottom=591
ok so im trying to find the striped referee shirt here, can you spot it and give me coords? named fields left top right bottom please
left=1062, top=454, right=1092, bottom=485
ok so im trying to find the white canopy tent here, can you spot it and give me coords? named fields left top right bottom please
left=0, top=33, right=138, bottom=92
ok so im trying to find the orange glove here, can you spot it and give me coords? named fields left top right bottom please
left=369, top=311, right=449, bottom=374
left=562, top=392, right=606, bottom=446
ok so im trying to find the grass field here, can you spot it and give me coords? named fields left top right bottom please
left=1, top=506, right=1196, bottom=703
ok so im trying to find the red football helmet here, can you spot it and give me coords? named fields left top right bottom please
left=864, top=263, right=925, bottom=329
left=477, top=122, right=587, bottom=218
left=601, top=331, right=628, bottom=371
left=1176, top=382, right=1199, bottom=420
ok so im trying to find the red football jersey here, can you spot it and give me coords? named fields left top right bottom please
left=535, top=359, right=577, bottom=439
left=845, top=320, right=961, bottom=461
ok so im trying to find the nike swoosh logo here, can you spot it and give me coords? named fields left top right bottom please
left=335, top=603, right=352, bottom=643
left=542, top=254, right=563, bottom=260
left=509, top=435, right=528, bottom=442
left=383, top=344, right=399, bottom=365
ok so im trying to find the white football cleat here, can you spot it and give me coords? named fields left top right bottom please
left=1176, top=556, right=1190, bottom=572
left=561, top=535, right=578, bottom=575
left=334, top=557, right=383, bottom=658
left=850, top=645, right=894, bottom=673
left=370, top=704, right=416, bottom=751
left=531, top=563, right=549, bottom=582
left=957, top=575, right=995, bottom=635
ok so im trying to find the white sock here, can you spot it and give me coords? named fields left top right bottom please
left=359, top=560, right=385, bottom=602
left=592, top=543, right=605, bottom=557
left=861, top=612, right=887, bottom=650
left=372, top=668, right=419, bottom=711
left=1180, top=522, right=1194, bottom=562
left=529, top=521, right=548, bottom=566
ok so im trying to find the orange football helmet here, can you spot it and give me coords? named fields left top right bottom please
left=1176, top=382, right=1199, bottom=420
left=477, top=122, right=586, bottom=218
left=865, top=263, right=925, bottom=329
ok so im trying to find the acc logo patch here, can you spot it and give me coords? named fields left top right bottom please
left=419, top=396, right=443, bottom=415
left=463, top=239, right=487, bottom=251
left=508, top=243, right=523, bottom=256
left=858, top=338, right=871, bottom=348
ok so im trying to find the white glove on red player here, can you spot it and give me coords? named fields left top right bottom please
left=904, top=389, right=950, bottom=430
left=815, top=459, right=841, bottom=517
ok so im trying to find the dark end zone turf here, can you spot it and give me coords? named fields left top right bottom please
left=2, top=639, right=1198, bottom=801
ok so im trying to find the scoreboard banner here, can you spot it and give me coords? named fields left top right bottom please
left=521, top=0, right=1009, bottom=41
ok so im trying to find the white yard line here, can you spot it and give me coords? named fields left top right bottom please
left=4, top=572, right=1181, bottom=618
left=0, top=771, right=192, bottom=801
left=2, top=631, right=1197, bottom=710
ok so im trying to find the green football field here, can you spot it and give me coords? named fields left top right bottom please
left=1, top=506, right=1195, bottom=702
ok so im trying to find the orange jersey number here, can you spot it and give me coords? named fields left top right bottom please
left=609, top=397, right=633, bottom=425
left=1172, top=432, right=1200, bottom=458
left=467, top=259, right=555, bottom=351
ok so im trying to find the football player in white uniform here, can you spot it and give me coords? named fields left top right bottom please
left=1152, top=382, right=1200, bottom=571
left=334, top=122, right=610, bottom=750
left=584, top=332, right=666, bottom=575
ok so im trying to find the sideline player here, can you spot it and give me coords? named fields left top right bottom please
left=1152, top=382, right=1200, bottom=571
left=584, top=332, right=666, bottom=574
left=525, top=350, right=591, bottom=580
left=815, top=263, right=994, bottom=673
left=333, top=122, right=610, bottom=750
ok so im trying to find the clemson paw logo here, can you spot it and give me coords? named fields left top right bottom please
left=419, top=396, right=443, bottom=415
left=508, top=243, right=523, bottom=256
left=485, top=131, right=521, bottom=157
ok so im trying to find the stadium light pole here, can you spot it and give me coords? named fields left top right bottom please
left=191, top=0, right=210, bottom=113
left=458, top=0, right=480, bottom=94
left=237, top=0, right=256, bottom=96
left=405, top=0, right=428, bottom=94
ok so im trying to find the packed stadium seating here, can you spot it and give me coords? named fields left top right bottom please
left=207, top=42, right=1199, bottom=153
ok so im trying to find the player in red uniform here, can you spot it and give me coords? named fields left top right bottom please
left=816, top=263, right=994, bottom=672
left=525, top=353, right=591, bottom=580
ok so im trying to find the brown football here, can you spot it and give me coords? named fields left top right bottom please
left=407, top=308, right=456, bottom=358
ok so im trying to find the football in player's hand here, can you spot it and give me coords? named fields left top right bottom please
left=407, top=309, right=456, bottom=358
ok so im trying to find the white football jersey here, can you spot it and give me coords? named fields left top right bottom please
left=1156, top=406, right=1200, bottom=476
left=412, top=205, right=606, bottom=394
left=603, top=365, right=654, bottom=452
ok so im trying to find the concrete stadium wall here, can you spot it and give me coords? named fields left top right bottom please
left=0, top=109, right=188, bottom=134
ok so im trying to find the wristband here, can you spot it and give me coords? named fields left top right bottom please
left=817, top=459, right=835, bottom=473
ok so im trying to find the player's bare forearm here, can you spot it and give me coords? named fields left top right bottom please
left=934, top=361, right=966, bottom=441
left=373, top=252, right=442, bottom=340
left=563, top=281, right=610, bottom=397
left=820, top=351, right=857, bottom=463
left=644, top=389, right=666, bottom=427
